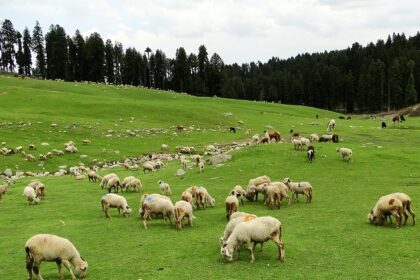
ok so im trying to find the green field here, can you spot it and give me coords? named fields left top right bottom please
left=1, top=75, right=420, bottom=279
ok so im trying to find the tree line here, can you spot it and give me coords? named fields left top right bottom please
left=1, top=18, right=419, bottom=113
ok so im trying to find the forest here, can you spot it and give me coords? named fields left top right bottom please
left=1, top=18, right=419, bottom=113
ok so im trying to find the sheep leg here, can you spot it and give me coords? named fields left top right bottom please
left=26, top=252, right=34, bottom=280
left=246, top=241, right=255, bottom=263
left=104, top=205, right=111, bottom=218
left=32, top=260, right=44, bottom=280
left=189, top=215, right=193, bottom=227
left=143, top=209, right=150, bottom=229
left=406, top=205, right=416, bottom=225
left=56, top=258, right=64, bottom=280
left=62, top=260, right=76, bottom=280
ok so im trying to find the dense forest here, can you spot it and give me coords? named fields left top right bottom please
left=1, top=18, right=419, bottom=113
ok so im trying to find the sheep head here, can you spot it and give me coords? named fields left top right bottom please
left=73, top=257, right=88, bottom=278
left=123, top=206, right=132, bottom=217
left=221, top=244, right=234, bottom=262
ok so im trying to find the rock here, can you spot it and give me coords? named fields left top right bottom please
left=175, top=169, right=186, bottom=177
left=15, top=171, right=24, bottom=177
left=3, top=168, right=13, bottom=177
left=209, top=154, right=232, bottom=165
left=80, top=154, right=88, bottom=158
left=41, top=142, right=49, bottom=146
left=50, top=123, right=57, bottom=127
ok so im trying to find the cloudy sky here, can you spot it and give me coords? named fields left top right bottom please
left=1, top=0, right=419, bottom=64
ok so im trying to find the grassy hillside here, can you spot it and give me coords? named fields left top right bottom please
left=1, top=76, right=420, bottom=279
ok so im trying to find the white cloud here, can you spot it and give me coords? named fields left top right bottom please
left=1, top=0, right=419, bottom=64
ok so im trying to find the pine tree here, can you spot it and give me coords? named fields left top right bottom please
left=45, top=24, right=68, bottom=79
left=22, top=27, right=32, bottom=75
left=405, top=60, right=417, bottom=104
left=67, top=35, right=76, bottom=81
left=73, top=30, right=86, bottom=81
left=85, top=32, right=105, bottom=82
left=113, top=41, right=124, bottom=85
left=16, top=31, right=24, bottom=74
left=32, top=21, right=46, bottom=78
left=105, top=39, right=114, bottom=84
left=0, top=19, right=17, bottom=72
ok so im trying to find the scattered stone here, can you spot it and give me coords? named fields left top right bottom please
left=175, top=169, right=186, bottom=177
left=209, top=154, right=232, bottom=165
left=3, top=168, right=12, bottom=177
left=41, top=142, right=49, bottom=146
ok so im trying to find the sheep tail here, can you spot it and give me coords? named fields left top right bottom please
left=101, top=199, right=105, bottom=211
left=25, top=246, right=33, bottom=263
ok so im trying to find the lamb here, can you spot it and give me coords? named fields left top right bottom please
left=336, top=147, right=352, bottom=161
left=283, top=178, right=313, bottom=203
left=23, top=186, right=40, bottom=205
left=25, top=234, right=88, bottom=280
left=262, top=182, right=291, bottom=206
left=87, top=170, right=101, bottom=182
left=307, top=146, right=315, bottom=163
left=195, top=186, right=216, bottom=209
left=299, top=137, right=310, bottom=148
left=198, top=160, right=205, bottom=172
left=142, top=161, right=154, bottom=173
left=291, top=138, right=302, bottom=150
left=232, top=185, right=246, bottom=206
left=121, top=176, right=142, bottom=192
left=174, top=200, right=195, bottom=230
left=27, top=154, right=36, bottom=161
left=181, top=191, right=194, bottom=207
left=368, top=193, right=415, bottom=228
left=105, top=176, right=121, bottom=193
left=29, top=181, right=46, bottom=200
left=100, top=173, right=117, bottom=189
left=0, top=181, right=12, bottom=202
left=327, top=119, right=336, bottom=131
left=101, top=193, right=132, bottom=218
left=158, top=180, right=172, bottom=196
left=161, top=144, right=169, bottom=151
left=219, top=213, right=257, bottom=246
left=225, top=192, right=239, bottom=220
left=141, top=195, right=175, bottom=229
left=29, top=144, right=36, bottom=150
left=309, top=134, right=319, bottom=142
left=220, top=216, right=285, bottom=263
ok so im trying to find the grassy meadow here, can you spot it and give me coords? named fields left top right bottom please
left=1, top=75, right=420, bottom=279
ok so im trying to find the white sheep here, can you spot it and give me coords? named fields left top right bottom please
left=87, top=170, right=101, bottom=182
left=299, top=137, right=310, bottom=148
left=198, top=160, right=205, bottom=172
left=0, top=181, right=12, bottom=202
left=283, top=178, right=313, bottom=203
left=161, top=144, right=169, bottom=151
left=327, top=119, right=336, bottom=131
left=195, top=186, right=216, bottom=209
left=225, top=192, right=239, bottom=220
left=26, top=154, right=36, bottom=161
left=174, top=200, right=196, bottom=230
left=121, top=176, right=142, bottom=192
left=252, top=134, right=260, bottom=143
left=141, top=194, right=175, bottom=229
left=336, top=147, right=352, bottom=161
left=23, top=186, right=40, bottom=205
left=100, top=173, right=118, bottom=189
left=219, top=213, right=257, bottom=247
left=221, top=216, right=285, bottom=263
left=101, top=193, right=132, bottom=218
left=158, top=180, right=172, bottom=196
left=181, top=191, right=194, bottom=208
left=291, top=138, right=302, bottom=150
left=246, top=175, right=271, bottom=202
left=232, top=185, right=246, bottom=206
left=142, top=161, right=154, bottom=173
left=25, top=234, right=88, bottom=280
left=180, top=158, right=188, bottom=170
left=28, top=181, right=46, bottom=200
left=309, top=133, right=319, bottom=142
left=264, top=182, right=290, bottom=205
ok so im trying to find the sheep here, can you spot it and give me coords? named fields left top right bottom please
left=219, top=213, right=257, bottom=246
left=252, top=134, right=260, bottom=143
left=193, top=154, right=202, bottom=166
left=142, top=161, right=154, bottom=173
left=29, top=144, right=36, bottom=150
left=309, top=134, right=319, bottom=142
left=65, top=145, right=78, bottom=153
left=307, top=146, right=315, bottom=163
left=220, top=216, right=285, bottom=263
left=195, top=186, right=215, bottom=209
left=30, top=181, right=46, bottom=200
left=25, top=234, right=88, bottom=280
left=336, top=147, right=352, bottom=161
left=248, top=175, right=271, bottom=188
left=16, top=146, right=23, bottom=153
left=158, top=180, right=172, bottom=196
left=319, top=134, right=339, bottom=143
left=87, top=171, right=101, bottom=182
left=291, top=138, right=302, bottom=150
left=0, top=181, right=12, bottom=202
left=141, top=194, right=175, bottom=229
left=69, top=166, right=80, bottom=176
left=27, top=154, right=36, bottom=161
left=161, top=144, right=169, bottom=151
left=368, top=193, right=415, bottom=228
left=262, top=182, right=291, bottom=207
left=82, top=139, right=90, bottom=145
left=121, top=176, right=142, bottom=192
left=225, top=192, right=239, bottom=220
left=283, top=178, right=313, bottom=203
left=23, top=186, right=40, bottom=205
left=105, top=176, right=121, bottom=193
left=232, top=185, right=246, bottom=206
left=266, top=130, right=281, bottom=142
left=246, top=175, right=271, bottom=202
left=300, top=137, right=310, bottom=148
left=101, top=193, right=132, bottom=218
left=180, top=158, right=188, bottom=170
left=46, top=152, right=53, bottom=159
left=181, top=191, right=194, bottom=208
left=381, top=122, right=387, bottom=129
left=198, top=160, right=205, bottom=172
left=100, top=173, right=117, bottom=189
left=392, top=115, right=400, bottom=124
left=327, top=119, right=336, bottom=131
left=174, top=200, right=195, bottom=230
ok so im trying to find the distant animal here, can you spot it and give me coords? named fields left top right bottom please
left=339, top=116, right=345, bottom=120
left=229, top=127, right=236, bottom=133
left=347, top=116, right=351, bottom=120
left=265, top=130, right=281, bottom=142
left=400, top=115, right=406, bottom=122
left=307, top=146, right=315, bottom=163
left=381, top=122, right=387, bottom=129
left=316, top=114, right=319, bottom=119
left=176, top=125, right=184, bottom=132
left=327, top=119, right=336, bottom=131
left=392, top=115, right=400, bottom=124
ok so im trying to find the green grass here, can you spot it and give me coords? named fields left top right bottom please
left=1, top=76, right=420, bottom=279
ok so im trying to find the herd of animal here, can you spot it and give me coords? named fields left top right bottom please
left=0, top=114, right=415, bottom=280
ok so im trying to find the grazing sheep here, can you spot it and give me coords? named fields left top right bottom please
left=29, top=144, right=36, bottom=150
left=225, top=192, right=239, bottom=220
left=176, top=125, right=184, bottom=132
left=141, top=194, right=175, bottom=229
left=291, top=138, right=302, bottom=150
left=101, top=193, right=132, bottom=218
left=100, top=173, right=117, bottom=189
left=381, top=122, right=387, bottom=129
left=252, top=134, right=260, bottom=143
left=26, top=154, right=36, bottom=161
left=195, top=186, right=216, bottom=209
left=246, top=175, right=271, bottom=202
left=174, top=200, right=195, bottom=230
left=392, top=115, right=400, bottom=124
left=220, top=216, right=285, bottom=263
left=262, top=182, right=290, bottom=206
left=121, top=176, right=142, bottom=192
left=185, top=186, right=197, bottom=198
left=400, top=115, right=406, bottom=122
left=142, top=161, right=154, bottom=173
left=232, top=185, right=246, bottom=206
left=0, top=181, right=12, bottom=202
left=319, top=134, right=339, bottom=143
left=198, top=160, right=205, bottom=172
left=25, top=234, right=88, bottom=280
left=180, top=158, right=188, bottom=170
left=219, top=213, right=257, bottom=246
left=158, top=180, right=172, bottom=196
left=266, top=130, right=281, bottom=142
left=16, top=146, right=23, bottom=153
left=23, top=186, right=40, bottom=205
left=327, top=119, right=336, bottom=131
left=307, top=146, right=315, bottom=163
left=87, top=171, right=101, bottom=182
left=181, top=191, right=194, bottom=207
left=300, top=137, right=310, bottom=148
left=29, top=181, right=46, bottom=200
left=229, top=127, right=236, bottom=133
left=105, top=176, right=121, bottom=193
left=161, top=144, right=169, bottom=151
left=283, top=178, right=313, bottom=203
left=46, top=152, right=53, bottom=159
left=193, top=154, right=202, bottom=166
left=248, top=175, right=271, bottom=188
left=336, top=147, right=352, bottom=161
left=309, top=134, right=319, bottom=142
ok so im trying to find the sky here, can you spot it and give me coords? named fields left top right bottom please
left=1, top=0, right=419, bottom=64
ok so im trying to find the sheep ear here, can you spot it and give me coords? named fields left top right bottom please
left=126, top=206, right=130, bottom=209
left=222, top=244, right=227, bottom=248
left=389, top=199, right=395, bottom=205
